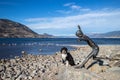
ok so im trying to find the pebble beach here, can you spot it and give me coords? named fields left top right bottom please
left=0, top=45, right=120, bottom=80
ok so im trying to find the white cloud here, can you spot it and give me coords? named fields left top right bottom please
left=25, top=8, right=120, bottom=35
left=80, top=8, right=91, bottom=11
left=63, top=2, right=75, bottom=7
left=70, top=5, right=81, bottom=10
left=24, top=18, right=48, bottom=22
left=64, top=2, right=81, bottom=10
left=56, top=10, right=72, bottom=14
left=57, top=3, right=90, bottom=14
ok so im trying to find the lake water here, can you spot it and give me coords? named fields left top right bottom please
left=0, top=38, right=120, bottom=59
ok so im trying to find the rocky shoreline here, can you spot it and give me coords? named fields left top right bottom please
left=0, top=45, right=120, bottom=80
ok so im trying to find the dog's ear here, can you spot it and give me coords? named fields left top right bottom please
left=60, top=47, right=68, bottom=53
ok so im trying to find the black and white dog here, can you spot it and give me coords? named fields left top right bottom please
left=60, top=47, right=75, bottom=66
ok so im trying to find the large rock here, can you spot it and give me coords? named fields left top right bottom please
left=57, top=66, right=103, bottom=80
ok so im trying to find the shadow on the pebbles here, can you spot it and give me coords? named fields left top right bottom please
left=87, top=60, right=104, bottom=69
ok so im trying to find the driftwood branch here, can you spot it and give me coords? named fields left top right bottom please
left=94, top=57, right=120, bottom=61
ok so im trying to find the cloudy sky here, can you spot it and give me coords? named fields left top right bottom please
left=0, top=0, right=120, bottom=36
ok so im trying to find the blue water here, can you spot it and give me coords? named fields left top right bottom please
left=0, top=38, right=120, bottom=59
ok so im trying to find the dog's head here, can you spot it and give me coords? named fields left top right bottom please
left=60, top=47, right=68, bottom=54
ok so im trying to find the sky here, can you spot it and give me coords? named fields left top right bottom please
left=0, top=0, right=120, bottom=36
